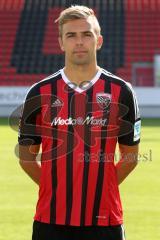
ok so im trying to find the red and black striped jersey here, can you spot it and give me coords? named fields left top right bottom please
left=18, top=68, right=141, bottom=226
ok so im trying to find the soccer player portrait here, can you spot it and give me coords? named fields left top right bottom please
left=18, top=5, right=141, bottom=240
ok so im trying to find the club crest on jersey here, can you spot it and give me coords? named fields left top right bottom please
left=96, top=93, right=111, bottom=109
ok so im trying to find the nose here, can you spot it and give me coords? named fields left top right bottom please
left=76, top=36, right=83, bottom=45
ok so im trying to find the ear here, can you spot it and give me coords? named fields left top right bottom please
left=96, top=35, right=103, bottom=50
left=58, top=37, right=65, bottom=51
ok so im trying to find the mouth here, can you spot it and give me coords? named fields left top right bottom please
left=73, top=50, right=87, bottom=54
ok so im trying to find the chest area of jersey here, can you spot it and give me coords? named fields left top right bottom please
left=41, top=91, right=114, bottom=128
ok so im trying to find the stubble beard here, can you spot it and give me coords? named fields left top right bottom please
left=70, top=52, right=92, bottom=66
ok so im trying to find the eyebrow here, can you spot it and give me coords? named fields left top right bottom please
left=65, top=31, right=93, bottom=36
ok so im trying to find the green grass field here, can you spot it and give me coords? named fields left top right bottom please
left=0, top=118, right=160, bottom=240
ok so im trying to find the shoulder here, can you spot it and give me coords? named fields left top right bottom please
left=100, top=68, right=136, bottom=96
left=25, top=70, right=62, bottom=99
left=101, top=68, right=131, bottom=89
left=30, top=70, right=61, bottom=91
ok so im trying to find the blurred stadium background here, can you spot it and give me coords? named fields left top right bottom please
left=0, top=0, right=160, bottom=117
left=0, top=0, right=160, bottom=240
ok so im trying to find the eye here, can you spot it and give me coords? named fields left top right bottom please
left=66, top=33, right=75, bottom=38
left=84, top=32, right=92, bottom=37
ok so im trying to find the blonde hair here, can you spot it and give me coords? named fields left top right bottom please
left=55, top=5, right=101, bottom=37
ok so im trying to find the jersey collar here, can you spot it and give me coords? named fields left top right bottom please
left=60, top=68, right=102, bottom=93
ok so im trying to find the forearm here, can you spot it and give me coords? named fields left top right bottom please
left=116, top=144, right=139, bottom=185
left=19, top=160, right=41, bottom=185
left=19, top=144, right=41, bottom=185
left=115, top=158, right=138, bottom=185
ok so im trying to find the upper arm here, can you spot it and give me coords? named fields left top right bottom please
left=118, top=83, right=141, bottom=146
left=118, top=143, right=139, bottom=164
left=19, top=144, right=40, bottom=163
left=119, top=143, right=139, bottom=156
left=18, top=85, right=42, bottom=147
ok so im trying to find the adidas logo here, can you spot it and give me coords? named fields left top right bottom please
left=52, top=98, right=63, bottom=107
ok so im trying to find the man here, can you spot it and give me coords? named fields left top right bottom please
left=18, top=5, right=141, bottom=240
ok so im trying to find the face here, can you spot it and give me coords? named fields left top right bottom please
left=58, top=18, right=103, bottom=66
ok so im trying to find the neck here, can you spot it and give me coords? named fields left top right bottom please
left=63, top=63, right=101, bottom=85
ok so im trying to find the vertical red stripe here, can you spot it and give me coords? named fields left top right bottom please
left=70, top=92, right=86, bottom=225
left=97, top=83, right=121, bottom=225
left=108, top=83, right=121, bottom=139
left=97, top=138, right=117, bottom=225
left=85, top=79, right=105, bottom=225
left=55, top=80, right=68, bottom=224
left=34, top=84, right=53, bottom=223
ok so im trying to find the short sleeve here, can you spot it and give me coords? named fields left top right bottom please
left=18, top=84, right=42, bottom=145
left=118, top=83, right=141, bottom=146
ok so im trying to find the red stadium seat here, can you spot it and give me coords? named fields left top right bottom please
left=42, top=7, right=63, bottom=55
left=116, top=0, right=160, bottom=85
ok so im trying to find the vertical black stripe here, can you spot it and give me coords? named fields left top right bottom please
left=92, top=79, right=111, bottom=225
left=18, top=85, right=42, bottom=145
left=65, top=88, right=75, bottom=225
left=50, top=79, right=58, bottom=223
left=80, top=87, right=93, bottom=226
